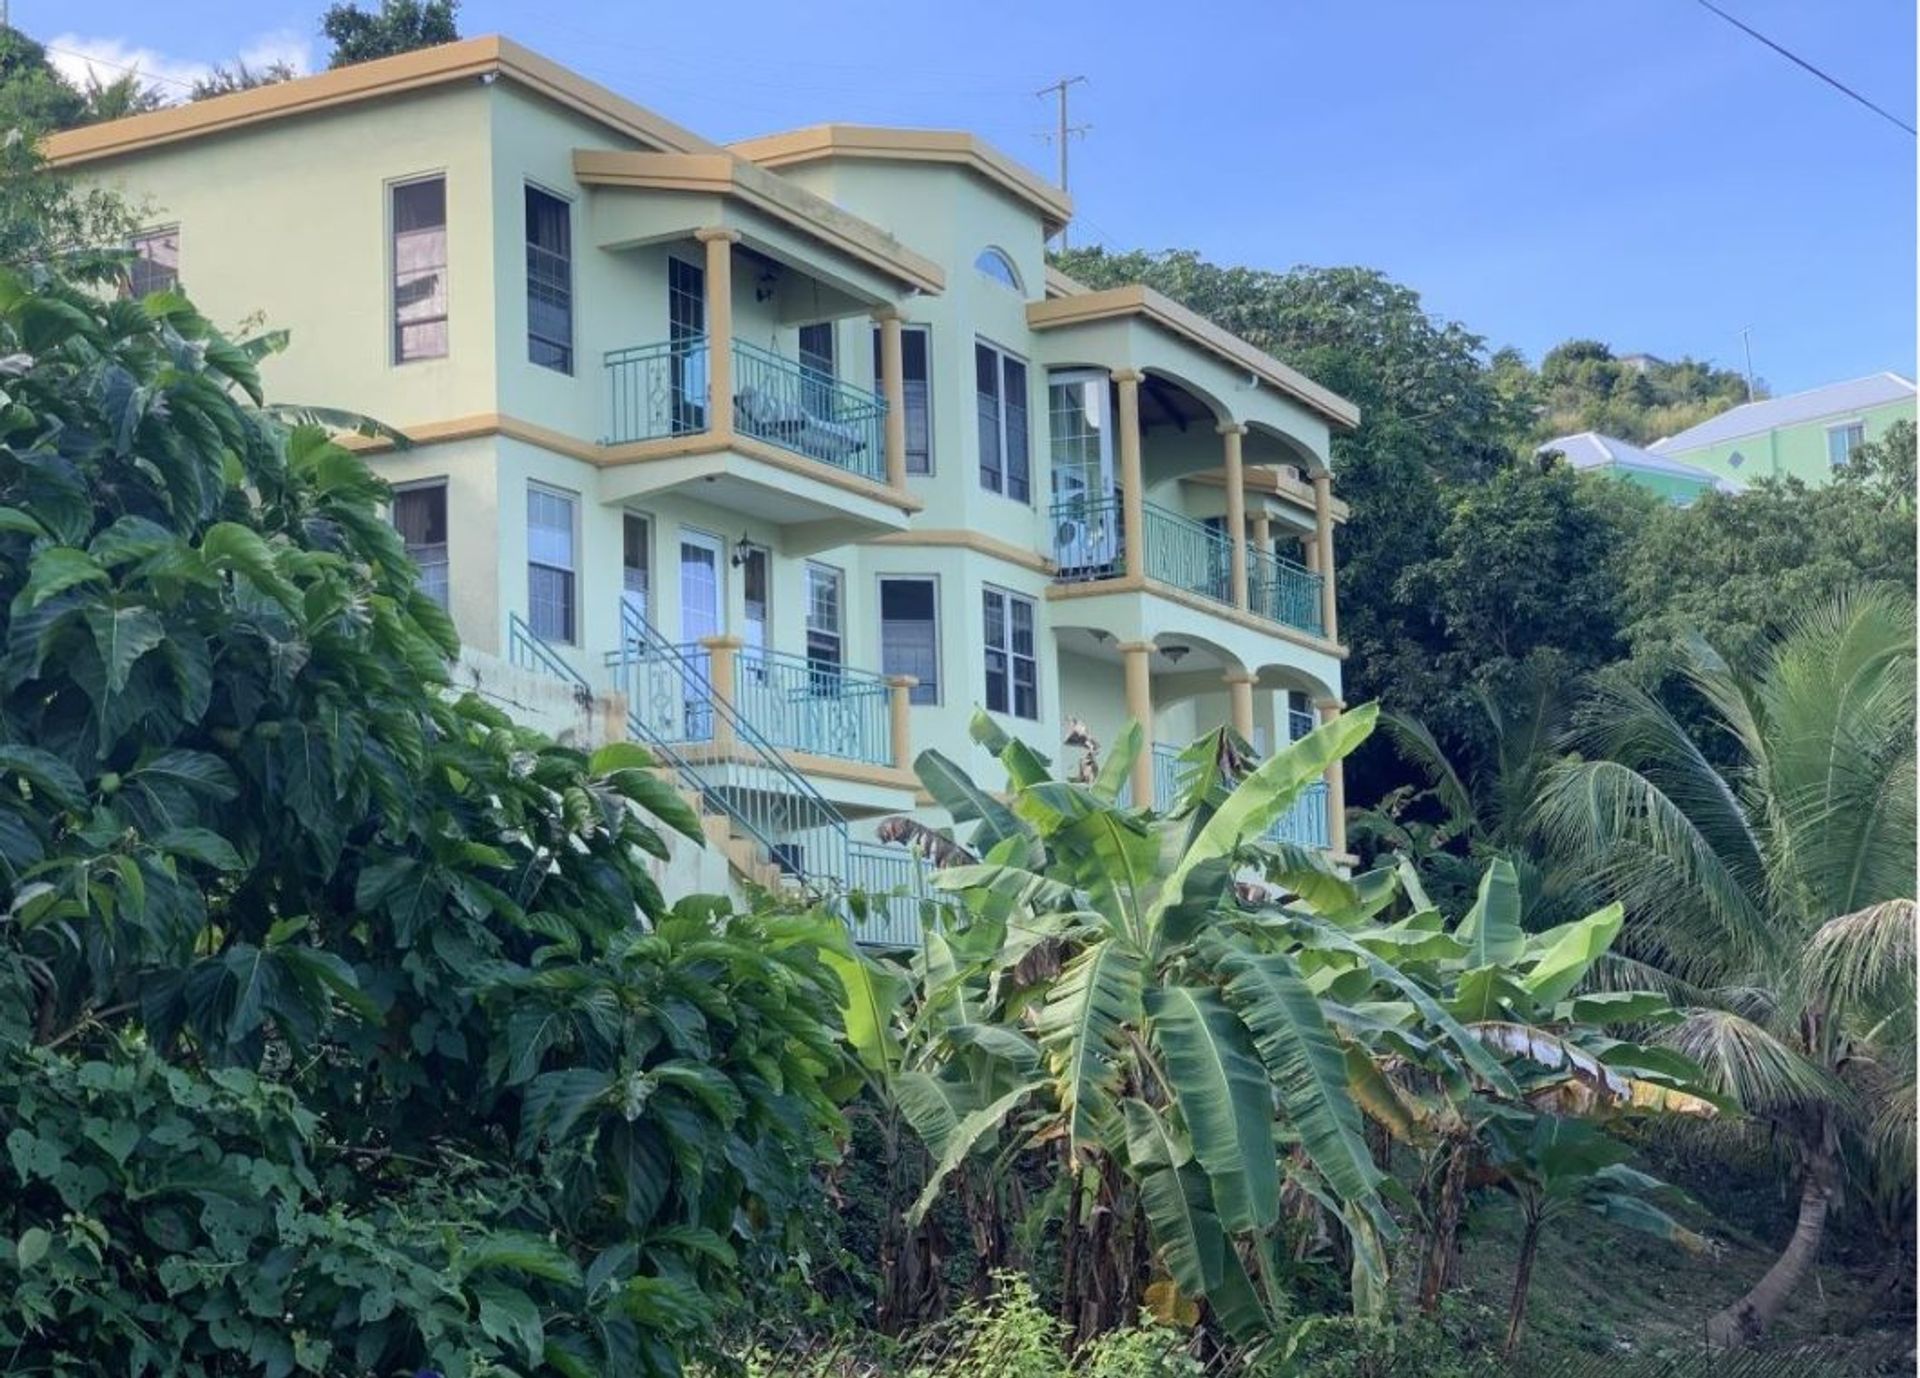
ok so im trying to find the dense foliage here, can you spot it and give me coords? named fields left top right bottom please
left=0, top=268, right=852, bottom=1375
left=1520, top=339, right=1756, bottom=446
left=323, top=0, right=463, bottom=68
left=819, top=713, right=1718, bottom=1362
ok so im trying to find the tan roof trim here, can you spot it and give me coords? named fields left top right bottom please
left=572, top=150, right=943, bottom=295
left=1045, top=264, right=1090, bottom=299
left=44, top=35, right=718, bottom=168
left=1027, top=285, right=1360, bottom=432
left=730, top=124, right=1072, bottom=236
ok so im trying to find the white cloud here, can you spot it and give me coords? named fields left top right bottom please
left=46, top=29, right=312, bottom=102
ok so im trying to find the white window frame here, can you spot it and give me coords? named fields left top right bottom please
left=1826, top=419, right=1866, bottom=467
left=621, top=510, right=652, bottom=621
left=526, top=482, right=579, bottom=645
left=391, top=478, right=450, bottom=609
left=805, top=562, right=845, bottom=669
left=524, top=181, right=574, bottom=374
left=976, top=337, right=1032, bottom=504
left=878, top=573, right=941, bottom=706
left=982, top=584, right=1038, bottom=721
left=389, top=172, right=449, bottom=366
left=127, top=224, right=180, bottom=297
left=873, top=322, right=934, bottom=475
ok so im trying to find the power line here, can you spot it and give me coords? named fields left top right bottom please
left=1688, top=0, right=1914, bottom=136
left=44, top=42, right=200, bottom=93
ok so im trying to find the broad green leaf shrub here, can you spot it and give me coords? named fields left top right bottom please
left=0, top=267, right=850, bottom=1375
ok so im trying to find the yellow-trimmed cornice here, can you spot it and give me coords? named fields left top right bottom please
left=1044, top=264, right=1090, bottom=299
left=730, top=125, right=1072, bottom=237
left=1027, top=285, right=1361, bottom=432
left=571, top=150, right=944, bottom=296
left=43, top=35, right=717, bottom=168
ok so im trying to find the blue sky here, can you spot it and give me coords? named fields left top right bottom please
left=34, top=0, right=1916, bottom=392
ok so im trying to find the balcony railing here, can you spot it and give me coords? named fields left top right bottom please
left=1250, top=548, right=1325, bottom=637
left=734, top=648, right=891, bottom=766
left=1050, top=495, right=1325, bottom=637
left=610, top=641, right=892, bottom=767
left=604, top=335, right=887, bottom=483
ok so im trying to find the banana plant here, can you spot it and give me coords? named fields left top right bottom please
left=863, top=713, right=1720, bottom=1343
left=1481, top=1114, right=1712, bottom=1359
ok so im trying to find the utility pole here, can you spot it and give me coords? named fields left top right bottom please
left=1036, top=76, right=1088, bottom=247
left=1738, top=326, right=1757, bottom=401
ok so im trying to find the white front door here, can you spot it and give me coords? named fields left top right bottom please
left=679, top=530, right=724, bottom=644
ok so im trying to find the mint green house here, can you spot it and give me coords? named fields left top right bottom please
left=49, top=37, right=1360, bottom=945
left=1648, top=373, right=1915, bottom=486
left=1538, top=431, right=1739, bottom=506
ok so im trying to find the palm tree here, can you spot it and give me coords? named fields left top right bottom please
left=1534, top=590, right=1915, bottom=1347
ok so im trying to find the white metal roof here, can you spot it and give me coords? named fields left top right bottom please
left=1538, top=432, right=1743, bottom=493
left=1648, top=373, right=1916, bottom=454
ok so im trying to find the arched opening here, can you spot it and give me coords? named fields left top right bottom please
left=973, top=246, right=1024, bottom=292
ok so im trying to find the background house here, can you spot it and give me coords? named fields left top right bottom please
left=1648, top=371, right=1915, bottom=484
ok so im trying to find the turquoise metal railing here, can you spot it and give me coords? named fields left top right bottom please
left=1268, top=779, right=1332, bottom=849
left=1250, top=547, right=1325, bottom=636
left=1143, top=501, right=1233, bottom=605
left=508, top=611, right=592, bottom=690
left=1151, top=742, right=1184, bottom=811
left=611, top=601, right=932, bottom=946
left=736, top=649, right=891, bottom=765
left=603, top=336, right=888, bottom=484
left=1051, top=493, right=1125, bottom=579
left=1048, top=495, right=1325, bottom=637
left=604, top=336, right=708, bottom=444
left=731, top=340, right=886, bottom=481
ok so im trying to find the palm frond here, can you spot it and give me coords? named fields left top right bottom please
left=1664, top=1008, right=1843, bottom=1120
left=1802, top=899, right=1916, bottom=1024
left=1377, top=709, right=1477, bottom=835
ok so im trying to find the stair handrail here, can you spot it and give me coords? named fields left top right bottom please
left=616, top=600, right=852, bottom=902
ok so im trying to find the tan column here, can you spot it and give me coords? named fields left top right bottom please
left=1312, top=470, right=1338, bottom=642
left=874, top=307, right=908, bottom=491
left=885, top=674, right=918, bottom=769
left=1114, top=369, right=1146, bottom=582
left=1220, top=423, right=1249, bottom=611
left=1120, top=639, right=1156, bottom=806
left=1249, top=511, right=1272, bottom=618
left=696, top=228, right=739, bottom=440
left=1316, top=697, right=1348, bottom=856
left=1251, top=512, right=1271, bottom=556
left=1224, top=670, right=1256, bottom=740
left=1302, top=531, right=1320, bottom=574
left=699, top=634, right=744, bottom=754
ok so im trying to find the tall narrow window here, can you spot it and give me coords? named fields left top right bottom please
left=873, top=324, right=933, bottom=474
left=880, top=577, right=939, bottom=705
left=128, top=226, right=179, bottom=297
left=392, top=481, right=448, bottom=609
left=621, top=512, right=650, bottom=615
left=668, top=256, right=706, bottom=432
left=527, top=485, right=577, bottom=644
left=392, top=177, right=448, bottom=362
left=976, top=340, right=1030, bottom=502
left=1288, top=690, right=1315, bottom=742
left=805, top=564, right=844, bottom=669
left=982, top=587, right=1037, bottom=720
left=1827, top=422, right=1865, bottom=467
left=525, top=185, right=572, bottom=373
left=741, top=545, right=770, bottom=656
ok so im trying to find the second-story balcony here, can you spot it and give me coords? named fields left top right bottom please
left=605, top=336, right=887, bottom=482
left=1124, top=741, right=1332, bottom=848
left=1051, top=493, right=1326, bottom=639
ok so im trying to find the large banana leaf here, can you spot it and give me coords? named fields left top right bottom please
left=1122, top=1098, right=1221, bottom=1293
left=1035, top=940, right=1144, bottom=1152
left=1158, top=704, right=1378, bottom=920
left=1456, top=856, right=1524, bottom=965
left=1146, top=986, right=1280, bottom=1233
left=1521, top=902, right=1624, bottom=1004
left=1287, top=913, right=1520, bottom=1099
left=1212, top=943, right=1382, bottom=1210
left=820, top=946, right=903, bottom=1076
left=906, top=1081, right=1043, bottom=1225
left=914, top=748, right=1028, bottom=854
